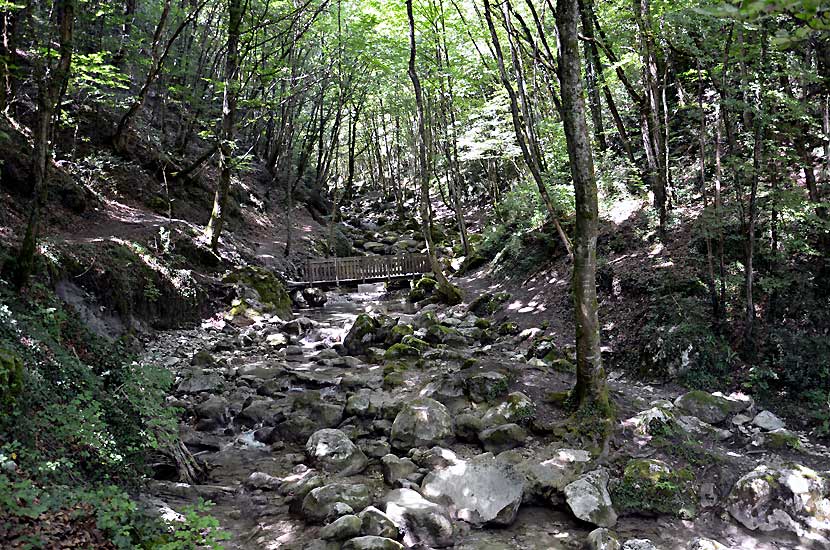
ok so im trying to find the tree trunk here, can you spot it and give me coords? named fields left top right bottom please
left=407, top=0, right=459, bottom=304
left=556, top=0, right=610, bottom=419
left=578, top=0, right=607, bottom=152
left=204, top=0, right=243, bottom=252
left=15, top=0, right=75, bottom=289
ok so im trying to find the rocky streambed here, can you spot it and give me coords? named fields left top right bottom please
left=140, top=286, right=830, bottom=550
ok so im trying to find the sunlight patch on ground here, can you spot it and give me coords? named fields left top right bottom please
left=602, top=197, right=646, bottom=225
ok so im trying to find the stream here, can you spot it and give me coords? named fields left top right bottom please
left=139, top=288, right=825, bottom=550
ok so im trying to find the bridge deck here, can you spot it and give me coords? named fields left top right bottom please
left=295, top=253, right=431, bottom=286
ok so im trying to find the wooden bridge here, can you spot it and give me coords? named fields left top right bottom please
left=291, top=253, right=431, bottom=287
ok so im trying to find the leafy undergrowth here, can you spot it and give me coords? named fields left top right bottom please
left=0, top=276, right=225, bottom=548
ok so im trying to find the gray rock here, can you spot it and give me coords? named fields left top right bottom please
left=478, top=423, right=527, bottom=453
left=302, top=287, right=328, bottom=308
left=177, top=371, right=224, bottom=394
left=342, top=536, right=404, bottom=550
left=359, top=506, right=399, bottom=538
left=727, top=463, right=830, bottom=538
left=359, top=439, right=392, bottom=459
left=194, top=395, right=229, bottom=428
left=464, top=372, right=509, bottom=403
left=302, top=483, right=371, bottom=523
left=752, top=410, right=785, bottom=431
left=586, top=528, right=621, bottom=550
left=244, top=471, right=281, bottom=491
left=622, top=540, right=659, bottom=550
left=687, top=538, right=730, bottom=550
left=384, top=488, right=455, bottom=548
left=306, top=429, right=368, bottom=476
left=674, top=390, right=736, bottom=425
left=481, top=392, right=535, bottom=428
left=390, top=398, right=453, bottom=451
left=381, top=454, right=419, bottom=486
left=453, top=413, right=483, bottom=442
left=420, top=455, right=524, bottom=526
left=320, top=514, right=362, bottom=541
left=518, top=447, right=592, bottom=498
left=564, top=469, right=617, bottom=528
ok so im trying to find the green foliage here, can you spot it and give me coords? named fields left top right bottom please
left=0, top=347, right=24, bottom=410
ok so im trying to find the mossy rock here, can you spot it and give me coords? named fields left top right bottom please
left=474, top=318, right=491, bottom=330
left=409, top=276, right=438, bottom=303
left=612, top=458, right=697, bottom=519
left=344, top=314, right=381, bottom=355
left=224, top=266, right=292, bottom=320
left=436, top=283, right=463, bottom=306
left=764, top=429, right=801, bottom=450
left=468, top=292, right=511, bottom=316
left=0, top=349, right=24, bottom=410
left=384, top=343, right=420, bottom=361
left=498, top=321, right=520, bottom=336
left=414, top=311, right=439, bottom=330
left=425, top=324, right=466, bottom=346
left=388, top=324, right=414, bottom=345
left=457, top=252, right=488, bottom=275
left=547, top=358, right=576, bottom=374
left=400, top=335, right=429, bottom=351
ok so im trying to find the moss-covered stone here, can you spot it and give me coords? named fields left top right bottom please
left=612, top=459, right=697, bottom=519
left=224, top=266, right=292, bottom=320
left=384, top=343, right=420, bottom=360
left=388, top=324, right=414, bottom=345
left=0, top=349, right=24, bottom=410
left=764, top=429, right=801, bottom=450
left=344, top=314, right=381, bottom=355
left=400, top=335, right=429, bottom=351
left=425, top=324, right=466, bottom=346
left=468, top=291, right=511, bottom=316
left=548, top=358, right=576, bottom=374
left=436, top=283, right=463, bottom=306
left=497, top=321, right=520, bottom=336
left=474, top=318, right=491, bottom=330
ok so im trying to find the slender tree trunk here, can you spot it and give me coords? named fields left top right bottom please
left=578, top=0, right=607, bottom=151
left=204, top=0, right=243, bottom=252
left=698, top=67, right=719, bottom=322
left=556, top=0, right=609, bottom=420
left=407, top=0, right=459, bottom=304
left=15, top=0, right=75, bottom=289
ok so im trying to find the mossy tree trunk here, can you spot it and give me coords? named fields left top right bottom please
left=556, top=0, right=610, bottom=418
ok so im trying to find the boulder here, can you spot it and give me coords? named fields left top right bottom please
left=302, top=287, right=328, bottom=308
left=320, top=515, right=362, bottom=541
left=344, top=314, right=382, bottom=355
left=481, top=392, right=536, bottom=428
left=622, top=541, right=659, bottom=550
left=613, top=459, right=697, bottom=519
left=674, top=390, right=737, bottom=425
left=478, top=423, right=527, bottom=453
left=519, top=447, right=592, bottom=498
left=177, top=371, right=224, bottom=394
left=384, top=488, right=455, bottom=548
left=726, top=463, right=830, bottom=538
left=306, top=429, right=368, bottom=477
left=464, top=372, right=509, bottom=403
left=342, top=536, right=404, bottom=550
left=687, top=539, right=730, bottom=550
left=752, top=410, right=785, bottom=431
left=564, top=469, right=617, bottom=528
left=390, top=398, right=453, bottom=451
left=194, top=396, right=229, bottom=429
left=453, top=413, right=483, bottom=442
left=420, top=455, right=524, bottom=526
left=302, top=483, right=372, bottom=523
left=245, top=472, right=281, bottom=491
left=359, top=506, right=399, bottom=539
left=381, top=454, right=419, bottom=486
left=586, top=528, right=622, bottom=550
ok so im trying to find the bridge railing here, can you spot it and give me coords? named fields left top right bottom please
left=304, top=253, right=431, bottom=285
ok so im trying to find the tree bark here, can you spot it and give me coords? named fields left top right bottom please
left=556, top=0, right=609, bottom=417
left=15, top=0, right=76, bottom=289
left=407, top=0, right=459, bottom=304
left=204, top=0, right=243, bottom=252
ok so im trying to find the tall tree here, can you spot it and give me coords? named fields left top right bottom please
left=556, top=0, right=610, bottom=421
left=204, top=0, right=244, bottom=252
left=407, top=0, right=460, bottom=305
left=14, top=0, right=76, bottom=289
